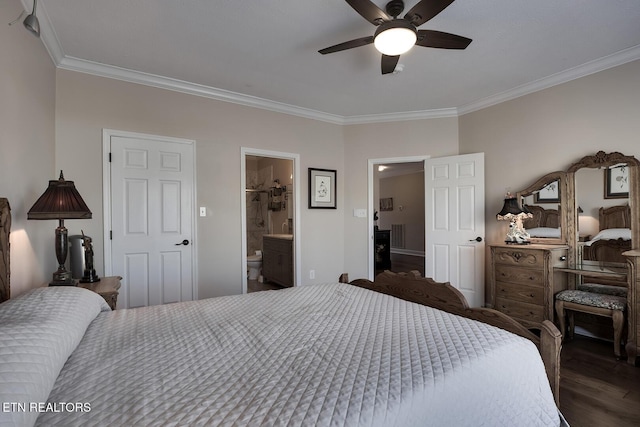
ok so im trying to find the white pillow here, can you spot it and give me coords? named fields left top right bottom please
left=585, top=228, right=632, bottom=245
left=0, top=287, right=109, bottom=427
left=526, top=227, right=561, bottom=238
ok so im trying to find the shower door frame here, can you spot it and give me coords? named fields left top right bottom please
left=240, top=147, right=301, bottom=293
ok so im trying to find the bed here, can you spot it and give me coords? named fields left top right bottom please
left=574, top=204, right=631, bottom=301
left=523, top=205, right=561, bottom=238
left=0, top=270, right=566, bottom=427
left=582, top=205, right=632, bottom=265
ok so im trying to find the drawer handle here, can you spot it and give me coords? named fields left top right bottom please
left=530, top=294, right=535, bottom=298
left=559, top=256, right=566, bottom=261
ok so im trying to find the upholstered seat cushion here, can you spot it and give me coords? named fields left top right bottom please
left=556, top=290, right=626, bottom=311
left=577, top=283, right=628, bottom=297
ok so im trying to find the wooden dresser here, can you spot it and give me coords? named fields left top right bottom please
left=490, top=244, right=568, bottom=329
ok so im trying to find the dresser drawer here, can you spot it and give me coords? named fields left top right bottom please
left=495, top=280, right=544, bottom=305
left=494, top=297, right=545, bottom=324
left=494, top=264, right=544, bottom=286
left=493, top=247, right=547, bottom=268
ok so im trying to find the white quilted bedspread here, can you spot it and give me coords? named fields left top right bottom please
left=0, top=287, right=111, bottom=427
left=9, top=284, right=560, bottom=426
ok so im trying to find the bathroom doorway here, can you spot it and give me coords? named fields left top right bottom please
left=241, top=148, right=300, bottom=294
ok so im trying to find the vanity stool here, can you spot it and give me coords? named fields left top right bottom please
left=555, top=289, right=626, bottom=359
left=577, top=282, right=627, bottom=297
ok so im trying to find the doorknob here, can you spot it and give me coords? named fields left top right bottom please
left=469, top=237, right=483, bottom=242
left=175, top=239, right=189, bottom=246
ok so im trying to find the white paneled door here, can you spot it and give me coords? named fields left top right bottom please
left=105, top=130, right=195, bottom=308
left=426, top=153, right=485, bottom=307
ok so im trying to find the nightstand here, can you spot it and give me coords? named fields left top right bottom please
left=78, top=276, right=121, bottom=310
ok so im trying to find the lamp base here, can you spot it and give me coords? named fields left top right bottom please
left=50, top=270, right=75, bottom=286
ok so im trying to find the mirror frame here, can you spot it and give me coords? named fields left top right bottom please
left=516, top=170, right=568, bottom=245
left=566, top=151, right=640, bottom=267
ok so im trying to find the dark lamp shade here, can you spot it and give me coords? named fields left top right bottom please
left=496, top=198, right=532, bottom=220
left=28, top=171, right=92, bottom=220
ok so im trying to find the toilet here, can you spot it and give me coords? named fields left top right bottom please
left=247, top=251, right=262, bottom=280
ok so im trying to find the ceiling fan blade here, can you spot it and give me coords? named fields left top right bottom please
left=345, top=0, right=390, bottom=25
left=416, top=30, right=471, bottom=49
left=405, top=0, right=455, bottom=27
left=319, top=36, right=374, bottom=54
left=381, top=55, right=400, bottom=74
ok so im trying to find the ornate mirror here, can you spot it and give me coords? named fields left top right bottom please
left=516, top=170, right=568, bottom=245
left=566, top=151, right=640, bottom=266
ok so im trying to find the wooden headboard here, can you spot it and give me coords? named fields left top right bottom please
left=583, top=204, right=631, bottom=265
left=523, top=205, right=560, bottom=229
left=599, top=204, right=630, bottom=230
left=0, top=198, right=10, bottom=303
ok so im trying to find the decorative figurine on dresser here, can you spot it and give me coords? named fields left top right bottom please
left=80, top=230, right=100, bottom=283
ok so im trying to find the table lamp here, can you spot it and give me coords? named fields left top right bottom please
left=496, top=194, right=533, bottom=244
left=28, top=171, right=92, bottom=285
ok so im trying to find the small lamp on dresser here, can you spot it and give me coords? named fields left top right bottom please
left=28, top=171, right=92, bottom=286
left=496, top=194, right=533, bottom=244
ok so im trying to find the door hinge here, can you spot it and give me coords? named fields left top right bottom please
left=108, top=152, right=112, bottom=162
left=110, top=230, right=112, bottom=240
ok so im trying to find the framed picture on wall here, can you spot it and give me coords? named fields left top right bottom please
left=309, top=168, right=336, bottom=209
left=379, top=198, right=393, bottom=211
left=605, top=165, right=629, bottom=199
left=534, top=180, right=560, bottom=203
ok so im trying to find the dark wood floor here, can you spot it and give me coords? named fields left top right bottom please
left=376, top=253, right=425, bottom=277
left=560, top=335, right=640, bottom=426
left=247, top=279, right=283, bottom=293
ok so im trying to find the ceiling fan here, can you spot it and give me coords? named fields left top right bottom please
left=319, top=0, right=472, bottom=74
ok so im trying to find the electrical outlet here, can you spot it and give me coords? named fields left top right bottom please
left=199, top=207, right=206, bottom=217
left=309, top=270, right=315, bottom=279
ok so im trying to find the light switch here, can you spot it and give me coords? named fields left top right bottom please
left=199, top=207, right=206, bottom=217
left=353, top=209, right=367, bottom=218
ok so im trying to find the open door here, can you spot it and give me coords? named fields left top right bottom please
left=425, top=153, right=485, bottom=307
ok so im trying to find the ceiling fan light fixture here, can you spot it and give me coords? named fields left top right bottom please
left=374, top=21, right=417, bottom=56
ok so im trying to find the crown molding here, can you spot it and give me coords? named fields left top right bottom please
left=458, top=44, right=640, bottom=115
left=342, top=108, right=459, bottom=125
left=34, top=0, right=640, bottom=125
left=56, top=57, right=346, bottom=125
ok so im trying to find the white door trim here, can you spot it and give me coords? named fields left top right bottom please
left=241, top=147, right=301, bottom=293
left=102, top=129, right=198, bottom=301
left=367, top=155, right=430, bottom=280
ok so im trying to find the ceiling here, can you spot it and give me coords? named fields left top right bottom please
left=24, top=0, right=640, bottom=124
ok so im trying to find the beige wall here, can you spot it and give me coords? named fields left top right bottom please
left=378, top=172, right=425, bottom=253
left=4, top=3, right=640, bottom=305
left=0, top=0, right=57, bottom=296
left=460, top=59, right=640, bottom=299
left=54, top=70, right=345, bottom=298
left=343, top=118, right=459, bottom=279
